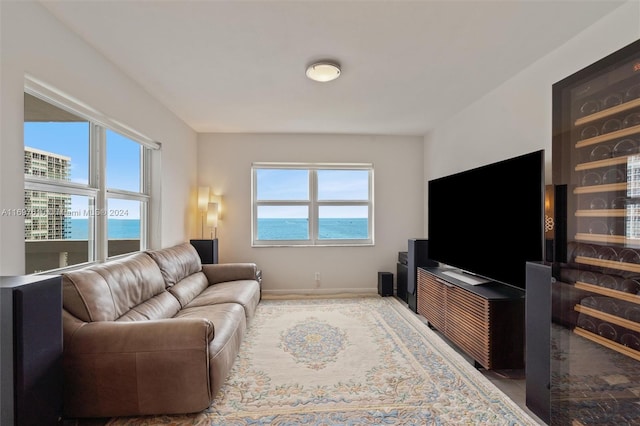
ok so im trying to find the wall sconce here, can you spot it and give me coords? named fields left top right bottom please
left=207, top=202, right=219, bottom=239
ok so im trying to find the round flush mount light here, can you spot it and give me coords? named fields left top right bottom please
left=305, top=61, right=341, bottom=82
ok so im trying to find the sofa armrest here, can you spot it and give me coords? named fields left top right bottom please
left=202, top=262, right=258, bottom=284
left=63, top=318, right=214, bottom=417
left=66, top=317, right=214, bottom=353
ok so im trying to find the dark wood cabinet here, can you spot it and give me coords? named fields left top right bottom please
left=0, top=275, right=63, bottom=426
left=417, top=267, right=525, bottom=370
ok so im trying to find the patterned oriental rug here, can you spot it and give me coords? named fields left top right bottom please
left=107, top=296, right=539, bottom=425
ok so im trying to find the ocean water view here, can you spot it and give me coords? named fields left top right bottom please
left=66, top=218, right=367, bottom=240
left=68, top=218, right=140, bottom=239
left=258, top=218, right=368, bottom=240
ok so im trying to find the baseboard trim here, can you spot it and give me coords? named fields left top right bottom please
left=262, top=288, right=378, bottom=298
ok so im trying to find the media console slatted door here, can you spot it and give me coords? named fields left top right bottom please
left=417, top=267, right=525, bottom=370
left=417, top=268, right=446, bottom=331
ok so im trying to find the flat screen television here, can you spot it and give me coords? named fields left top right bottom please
left=427, top=150, right=544, bottom=290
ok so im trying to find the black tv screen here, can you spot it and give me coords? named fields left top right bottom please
left=427, top=150, right=544, bottom=290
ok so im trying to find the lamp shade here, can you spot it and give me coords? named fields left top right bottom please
left=206, top=202, right=219, bottom=228
left=210, top=194, right=223, bottom=220
left=198, top=187, right=210, bottom=211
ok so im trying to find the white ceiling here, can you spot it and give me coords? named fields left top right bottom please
left=40, top=0, right=626, bottom=136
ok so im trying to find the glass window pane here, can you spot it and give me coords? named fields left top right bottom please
left=24, top=192, right=92, bottom=273
left=256, top=169, right=308, bottom=201
left=318, top=206, right=369, bottom=239
left=107, top=198, right=141, bottom=257
left=257, top=206, right=308, bottom=240
left=107, top=130, right=141, bottom=192
left=24, top=95, right=89, bottom=185
left=318, top=170, right=369, bottom=200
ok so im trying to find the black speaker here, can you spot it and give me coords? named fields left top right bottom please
left=396, top=262, right=408, bottom=301
left=1, top=276, right=63, bottom=426
left=190, top=239, right=219, bottom=264
left=525, top=262, right=551, bottom=424
left=378, top=272, right=393, bottom=297
left=407, top=238, right=437, bottom=312
left=14, top=279, right=63, bottom=426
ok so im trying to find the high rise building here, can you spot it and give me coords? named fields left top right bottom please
left=24, top=147, right=71, bottom=240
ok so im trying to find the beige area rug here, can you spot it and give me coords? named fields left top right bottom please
left=107, top=296, right=539, bottom=425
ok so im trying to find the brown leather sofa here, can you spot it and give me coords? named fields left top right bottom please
left=61, top=242, right=261, bottom=418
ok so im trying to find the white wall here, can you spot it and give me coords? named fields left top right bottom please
left=0, top=1, right=198, bottom=275
left=425, top=1, right=640, bottom=235
left=198, top=133, right=424, bottom=294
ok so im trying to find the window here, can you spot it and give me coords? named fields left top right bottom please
left=106, top=130, right=148, bottom=257
left=252, top=163, right=373, bottom=246
left=23, top=78, right=158, bottom=274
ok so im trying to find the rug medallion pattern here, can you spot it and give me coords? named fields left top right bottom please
left=279, top=317, right=348, bottom=370
left=107, top=297, right=539, bottom=425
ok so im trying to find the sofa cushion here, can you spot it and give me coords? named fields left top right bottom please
left=63, top=252, right=170, bottom=322
left=167, top=272, right=209, bottom=308
left=117, top=292, right=182, bottom=321
left=174, top=302, right=246, bottom=358
left=146, top=243, right=202, bottom=287
left=174, top=302, right=247, bottom=399
left=185, top=280, right=261, bottom=321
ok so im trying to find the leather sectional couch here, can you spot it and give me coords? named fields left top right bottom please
left=61, top=242, right=261, bottom=418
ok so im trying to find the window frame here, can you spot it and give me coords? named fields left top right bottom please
left=24, top=76, right=160, bottom=273
left=251, top=162, right=374, bottom=247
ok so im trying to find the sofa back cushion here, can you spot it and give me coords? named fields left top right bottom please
left=146, top=243, right=202, bottom=286
left=146, top=242, right=208, bottom=307
left=63, top=252, right=176, bottom=322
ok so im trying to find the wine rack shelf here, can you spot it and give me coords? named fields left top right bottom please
left=575, top=304, right=640, bottom=333
left=575, top=255, right=640, bottom=273
left=575, top=97, right=640, bottom=127
left=575, top=209, right=626, bottom=217
left=575, top=155, right=631, bottom=171
left=575, top=124, right=640, bottom=149
left=574, top=327, right=640, bottom=362
left=575, top=281, right=640, bottom=305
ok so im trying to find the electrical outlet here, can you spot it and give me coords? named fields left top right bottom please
left=314, top=272, right=320, bottom=287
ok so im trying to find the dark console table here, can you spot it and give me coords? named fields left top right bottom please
left=0, top=275, right=63, bottom=425
left=417, top=266, right=525, bottom=370
left=190, top=239, right=218, bottom=264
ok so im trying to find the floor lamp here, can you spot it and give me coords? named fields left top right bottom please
left=197, top=186, right=210, bottom=238
left=207, top=202, right=218, bottom=239
left=191, top=187, right=218, bottom=264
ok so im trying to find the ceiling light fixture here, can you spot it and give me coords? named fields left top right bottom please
left=305, top=61, right=341, bottom=82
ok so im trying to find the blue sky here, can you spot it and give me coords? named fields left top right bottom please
left=256, top=169, right=369, bottom=218
left=24, top=122, right=370, bottom=221
left=24, top=122, right=141, bottom=219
